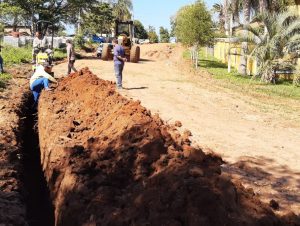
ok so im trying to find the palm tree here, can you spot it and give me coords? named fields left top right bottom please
left=212, top=3, right=225, bottom=33
left=243, top=10, right=300, bottom=82
left=258, top=0, right=268, bottom=12
left=239, top=0, right=252, bottom=75
left=223, top=0, right=230, bottom=35
left=267, top=0, right=289, bottom=12
left=113, top=0, right=133, bottom=21
left=230, top=0, right=243, bottom=25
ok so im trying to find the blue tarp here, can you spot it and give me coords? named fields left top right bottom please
left=92, top=35, right=105, bottom=43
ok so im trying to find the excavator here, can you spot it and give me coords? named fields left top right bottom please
left=101, top=20, right=140, bottom=63
left=32, top=20, right=54, bottom=72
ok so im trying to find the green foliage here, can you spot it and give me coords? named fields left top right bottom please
left=82, top=3, right=114, bottom=35
left=74, top=32, right=85, bottom=48
left=169, top=16, right=176, bottom=37
left=2, top=0, right=98, bottom=27
left=0, top=23, right=4, bottom=37
left=1, top=45, right=65, bottom=66
left=243, top=10, right=300, bottom=82
left=174, top=0, right=213, bottom=47
left=189, top=49, right=300, bottom=99
left=1, top=45, right=31, bottom=65
left=0, top=2, right=27, bottom=30
left=159, top=27, right=170, bottom=43
left=134, top=20, right=148, bottom=39
left=212, top=3, right=225, bottom=33
left=56, top=25, right=67, bottom=37
left=112, top=0, right=133, bottom=21
left=53, top=48, right=66, bottom=60
left=147, top=26, right=158, bottom=43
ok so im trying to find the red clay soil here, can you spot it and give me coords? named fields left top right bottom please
left=0, top=73, right=28, bottom=226
left=38, top=68, right=299, bottom=226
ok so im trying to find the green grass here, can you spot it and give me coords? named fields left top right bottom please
left=2, top=45, right=66, bottom=66
left=185, top=49, right=300, bottom=100
left=53, top=48, right=66, bottom=60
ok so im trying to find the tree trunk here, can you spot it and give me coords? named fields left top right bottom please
left=232, top=0, right=240, bottom=25
left=239, top=0, right=250, bottom=75
left=259, top=0, right=268, bottom=13
left=224, top=0, right=230, bottom=36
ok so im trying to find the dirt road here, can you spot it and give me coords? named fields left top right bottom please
left=53, top=43, right=300, bottom=214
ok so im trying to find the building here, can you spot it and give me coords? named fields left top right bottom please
left=4, top=25, right=31, bottom=36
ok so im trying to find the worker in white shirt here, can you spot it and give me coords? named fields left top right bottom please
left=30, top=63, right=57, bottom=104
left=32, top=31, right=49, bottom=63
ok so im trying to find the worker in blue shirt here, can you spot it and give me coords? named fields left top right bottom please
left=112, top=38, right=127, bottom=89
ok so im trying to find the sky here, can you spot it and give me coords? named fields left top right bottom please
left=132, top=0, right=219, bottom=32
left=66, top=0, right=219, bottom=35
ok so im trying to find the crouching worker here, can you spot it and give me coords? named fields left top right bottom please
left=30, top=63, right=57, bottom=105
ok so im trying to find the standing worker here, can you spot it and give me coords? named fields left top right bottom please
left=0, top=45, right=3, bottom=74
left=112, top=38, right=127, bottom=89
left=32, top=31, right=49, bottom=63
left=66, top=39, right=77, bottom=75
left=30, top=63, right=57, bottom=105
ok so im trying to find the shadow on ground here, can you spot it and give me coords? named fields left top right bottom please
left=200, top=59, right=227, bottom=69
left=222, top=155, right=300, bottom=215
left=124, top=86, right=148, bottom=90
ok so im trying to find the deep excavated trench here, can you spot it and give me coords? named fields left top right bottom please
left=18, top=92, right=54, bottom=226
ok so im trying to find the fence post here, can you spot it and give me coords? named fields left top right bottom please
left=196, top=50, right=198, bottom=69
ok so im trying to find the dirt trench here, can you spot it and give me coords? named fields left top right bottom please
left=18, top=92, right=55, bottom=226
left=0, top=66, right=55, bottom=226
left=36, top=68, right=299, bottom=226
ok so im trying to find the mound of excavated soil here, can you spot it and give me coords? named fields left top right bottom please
left=38, top=68, right=298, bottom=226
left=143, top=45, right=174, bottom=60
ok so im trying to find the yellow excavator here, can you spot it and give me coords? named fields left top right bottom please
left=101, top=20, right=140, bottom=63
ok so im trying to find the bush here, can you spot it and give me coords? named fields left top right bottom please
left=1, top=45, right=66, bottom=66
left=1, top=45, right=32, bottom=65
left=293, top=75, right=300, bottom=86
left=74, top=32, right=85, bottom=48
left=54, top=48, right=66, bottom=61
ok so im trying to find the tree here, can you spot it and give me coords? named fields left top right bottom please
left=147, top=26, right=158, bottom=43
left=1, top=0, right=98, bottom=32
left=239, top=0, right=252, bottom=75
left=112, top=0, right=133, bottom=21
left=134, top=20, right=148, bottom=39
left=0, top=23, right=4, bottom=37
left=0, top=2, right=27, bottom=31
left=82, top=3, right=113, bottom=35
left=174, top=0, right=213, bottom=47
left=170, top=15, right=176, bottom=37
left=159, top=26, right=170, bottom=43
left=212, top=3, right=225, bottom=33
left=243, top=10, right=300, bottom=82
